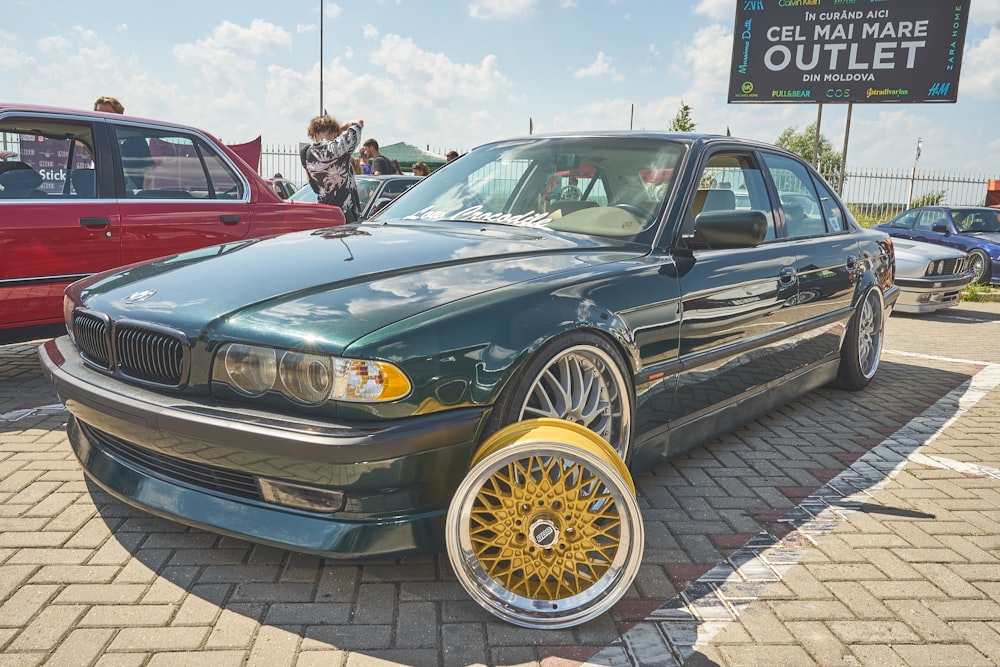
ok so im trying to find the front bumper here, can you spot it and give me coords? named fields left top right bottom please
left=893, top=275, right=971, bottom=314
left=39, top=336, right=487, bottom=559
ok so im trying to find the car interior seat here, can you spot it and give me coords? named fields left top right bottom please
left=692, top=188, right=735, bottom=218
left=70, top=168, right=96, bottom=198
left=0, top=166, right=46, bottom=198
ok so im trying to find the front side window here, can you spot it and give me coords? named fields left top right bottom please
left=915, top=209, right=947, bottom=232
left=0, top=118, right=96, bottom=199
left=690, top=152, right=775, bottom=241
left=114, top=126, right=243, bottom=199
left=374, top=137, right=686, bottom=242
left=889, top=209, right=919, bottom=230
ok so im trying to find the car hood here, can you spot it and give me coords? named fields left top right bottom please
left=73, top=222, right=646, bottom=351
left=892, top=238, right=967, bottom=261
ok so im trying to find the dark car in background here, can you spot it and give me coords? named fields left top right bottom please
left=874, top=206, right=1000, bottom=285
left=0, top=104, right=345, bottom=343
left=290, top=174, right=421, bottom=220
left=40, top=131, right=898, bottom=628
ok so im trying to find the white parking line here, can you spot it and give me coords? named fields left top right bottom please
left=0, top=404, right=66, bottom=423
left=586, top=352, right=1000, bottom=666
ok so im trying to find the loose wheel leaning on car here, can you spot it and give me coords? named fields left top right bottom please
left=445, top=419, right=644, bottom=629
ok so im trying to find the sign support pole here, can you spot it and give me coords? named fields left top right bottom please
left=838, top=103, right=852, bottom=196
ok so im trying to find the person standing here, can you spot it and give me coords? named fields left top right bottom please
left=360, top=139, right=396, bottom=175
left=93, top=96, right=124, bottom=113
left=412, top=162, right=430, bottom=177
left=300, top=114, right=364, bottom=222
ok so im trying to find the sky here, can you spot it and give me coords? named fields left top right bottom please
left=3, top=0, right=999, bottom=175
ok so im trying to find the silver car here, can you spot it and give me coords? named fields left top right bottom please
left=892, top=238, right=973, bottom=314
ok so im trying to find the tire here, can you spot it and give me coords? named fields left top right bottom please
left=446, top=419, right=644, bottom=629
left=835, top=288, right=884, bottom=390
left=487, top=333, right=633, bottom=462
left=969, top=249, right=991, bottom=286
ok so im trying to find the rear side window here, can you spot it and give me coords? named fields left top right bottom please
left=114, top=126, right=244, bottom=200
left=761, top=153, right=826, bottom=238
left=0, top=118, right=97, bottom=198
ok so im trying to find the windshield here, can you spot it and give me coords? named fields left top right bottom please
left=369, top=136, right=686, bottom=242
left=954, top=208, right=1000, bottom=233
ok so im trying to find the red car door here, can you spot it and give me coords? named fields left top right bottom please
left=0, top=199, right=121, bottom=329
left=110, top=125, right=253, bottom=264
left=0, top=118, right=121, bottom=330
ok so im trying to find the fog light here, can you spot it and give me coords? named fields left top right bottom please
left=258, top=478, right=345, bottom=513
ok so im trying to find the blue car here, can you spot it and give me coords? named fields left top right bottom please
left=875, top=206, right=1000, bottom=285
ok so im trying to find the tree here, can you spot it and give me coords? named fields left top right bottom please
left=669, top=102, right=696, bottom=132
left=775, top=123, right=842, bottom=184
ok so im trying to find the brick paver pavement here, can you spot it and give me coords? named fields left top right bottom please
left=1, top=302, right=998, bottom=666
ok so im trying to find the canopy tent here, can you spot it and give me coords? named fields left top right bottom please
left=376, top=142, right=447, bottom=170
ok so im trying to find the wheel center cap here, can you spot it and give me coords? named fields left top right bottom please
left=529, top=519, right=559, bottom=549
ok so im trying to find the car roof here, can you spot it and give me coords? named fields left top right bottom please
left=0, top=102, right=212, bottom=136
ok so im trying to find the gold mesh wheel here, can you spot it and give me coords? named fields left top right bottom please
left=446, top=418, right=643, bottom=629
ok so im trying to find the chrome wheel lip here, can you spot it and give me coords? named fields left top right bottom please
left=857, top=290, right=883, bottom=379
left=446, top=434, right=644, bottom=629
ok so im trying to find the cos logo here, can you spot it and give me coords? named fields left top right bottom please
left=741, top=81, right=754, bottom=94
left=826, top=88, right=851, bottom=99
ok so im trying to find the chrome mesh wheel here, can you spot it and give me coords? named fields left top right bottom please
left=516, top=345, right=631, bottom=460
left=446, top=419, right=643, bottom=629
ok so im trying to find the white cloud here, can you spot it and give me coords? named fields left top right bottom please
left=323, top=2, right=342, bottom=18
left=207, top=19, right=292, bottom=55
left=574, top=52, right=624, bottom=82
left=38, top=35, right=71, bottom=53
left=369, top=34, right=515, bottom=101
left=362, top=24, right=379, bottom=40
left=468, top=0, right=538, bottom=20
left=960, top=24, right=1000, bottom=99
left=173, top=19, right=292, bottom=86
left=693, top=0, right=736, bottom=23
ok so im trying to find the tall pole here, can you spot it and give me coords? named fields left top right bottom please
left=319, top=0, right=324, bottom=115
left=837, top=103, right=852, bottom=196
left=812, top=103, right=823, bottom=167
left=907, top=137, right=922, bottom=207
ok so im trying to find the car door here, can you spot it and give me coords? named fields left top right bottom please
left=665, top=149, right=801, bottom=428
left=0, top=114, right=121, bottom=329
left=762, top=152, right=860, bottom=361
left=110, top=123, right=253, bottom=265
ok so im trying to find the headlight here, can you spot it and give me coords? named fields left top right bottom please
left=216, top=343, right=278, bottom=396
left=212, top=343, right=411, bottom=404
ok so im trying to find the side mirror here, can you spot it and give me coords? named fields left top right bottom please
left=695, top=210, right=768, bottom=249
left=932, top=224, right=949, bottom=234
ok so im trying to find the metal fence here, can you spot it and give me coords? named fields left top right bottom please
left=258, top=143, right=993, bottom=221
left=819, top=166, right=994, bottom=220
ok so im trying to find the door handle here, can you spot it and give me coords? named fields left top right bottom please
left=80, top=217, right=110, bottom=228
left=220, top=215, right=241, bottom=224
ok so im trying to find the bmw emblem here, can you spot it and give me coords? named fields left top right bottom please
left=125, top=289, right=157, bottom=304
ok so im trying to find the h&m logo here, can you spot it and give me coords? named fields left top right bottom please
left=928, top=83, right=951, bottom=97
left=743, top=0, right=764, bottom=10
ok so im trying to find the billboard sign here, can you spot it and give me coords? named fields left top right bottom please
left=728, top=0, right=970, bottom=104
